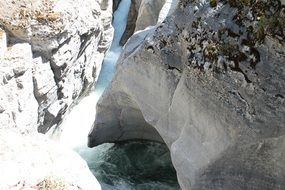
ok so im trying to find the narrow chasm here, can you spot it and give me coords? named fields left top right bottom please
left=53, top=0, right=180, bottom=189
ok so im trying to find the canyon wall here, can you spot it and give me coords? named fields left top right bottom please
left=0, top=0, right=113, bottom=133
left=0, top=0, right=114, bottom=189
left=120, top=0, right=178, bottom=45
left=89, top=0, right=285, bottom=189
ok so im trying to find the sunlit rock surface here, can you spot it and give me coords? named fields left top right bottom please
left=0, top=0, right=114, bottom=132
left=90, top=0, right=285, bottom=189
left=0, top=42, right=39, bottom=132
left=120, top=0, right=178, bottom=45
left=0, top=128, right=101, bottom=190
left=0, top=1, right=114, bottom=189
left=134, top=0, right=166, bottom=31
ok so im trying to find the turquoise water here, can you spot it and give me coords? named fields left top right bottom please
left=75, top=142, right=180, bottom=190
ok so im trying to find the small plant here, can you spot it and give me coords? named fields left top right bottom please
left=205, top=43, right=219, bottom=61
left=228, top=0, right=252, bottom=7
left=217, top=42, right=247, bottom=62
left=210, top=0, right=218, bottom=7
left=256, top=15, right=284, bottom=42
left=35, top=11, right=61, bottom=23
left=34, top=176, right=68, bottom=190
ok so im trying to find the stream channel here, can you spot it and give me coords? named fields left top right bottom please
left=55, top=0, right=180, bottom=189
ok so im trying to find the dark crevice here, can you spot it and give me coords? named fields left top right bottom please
left=230, top=62, right=252, bottom=83
left=249, top=47, right=261, bottom=69
left=77, top=30, right=99, bottom=59
left=119, top=0, right=141, bottom=45
left=275, top=94, right=284, bottom=99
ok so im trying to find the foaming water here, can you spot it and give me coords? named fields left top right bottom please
left=75, top=142, right=180, bottom=190
left=53, top=0, right=180, bottom=189
left=57, top=0, right=131, bottom=148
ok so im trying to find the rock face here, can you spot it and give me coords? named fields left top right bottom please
left=119, top=0, right=142, bottom=45
left=0, top=128, right=101, bottom=190
left=120, top=0, right=178, bottom=45
left=89, top=0, right=285, bottom=189
left=0, top=0, right=113, bottom=133
left=113, top=0, right=121, bottom=12
left=0, top=42, right=39, bottom=133
left=0, top=1, right=113, bottom=188
left=134, top=0, right=166, bottom=31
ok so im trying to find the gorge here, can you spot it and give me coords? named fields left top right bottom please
left=0, top=0, right=285, bottom=190
left=54, top=0, right=180, bottom=189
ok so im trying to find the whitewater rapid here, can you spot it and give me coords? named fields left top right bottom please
left=57, top=0, right=131, bottom=148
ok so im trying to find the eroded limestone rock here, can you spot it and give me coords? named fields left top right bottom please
left=90, top=0, right=285, bottom=189
left=0, top=1, right=113, bottom=189
left=0, top=42, right=39, bottom=133
left=0, top=0, right=114, bottom=132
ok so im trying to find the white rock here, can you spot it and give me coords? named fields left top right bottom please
left=0, top=128, right=101, bottom=190
left=0, top=43, right=39, bottom=133
left=157, top=0, right=179, bottom=24
left=0, top=0, right=114, bottom=132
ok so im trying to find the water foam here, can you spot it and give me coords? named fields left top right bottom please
left=57, top=0, right=131, bottom=148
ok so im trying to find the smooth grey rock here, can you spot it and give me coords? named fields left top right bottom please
left=90, top=0, right=285, bottom=189
left=134, top=0, right=166, bottom=31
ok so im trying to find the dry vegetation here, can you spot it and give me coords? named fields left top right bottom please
left=34, top=176, right=69, bottom=190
